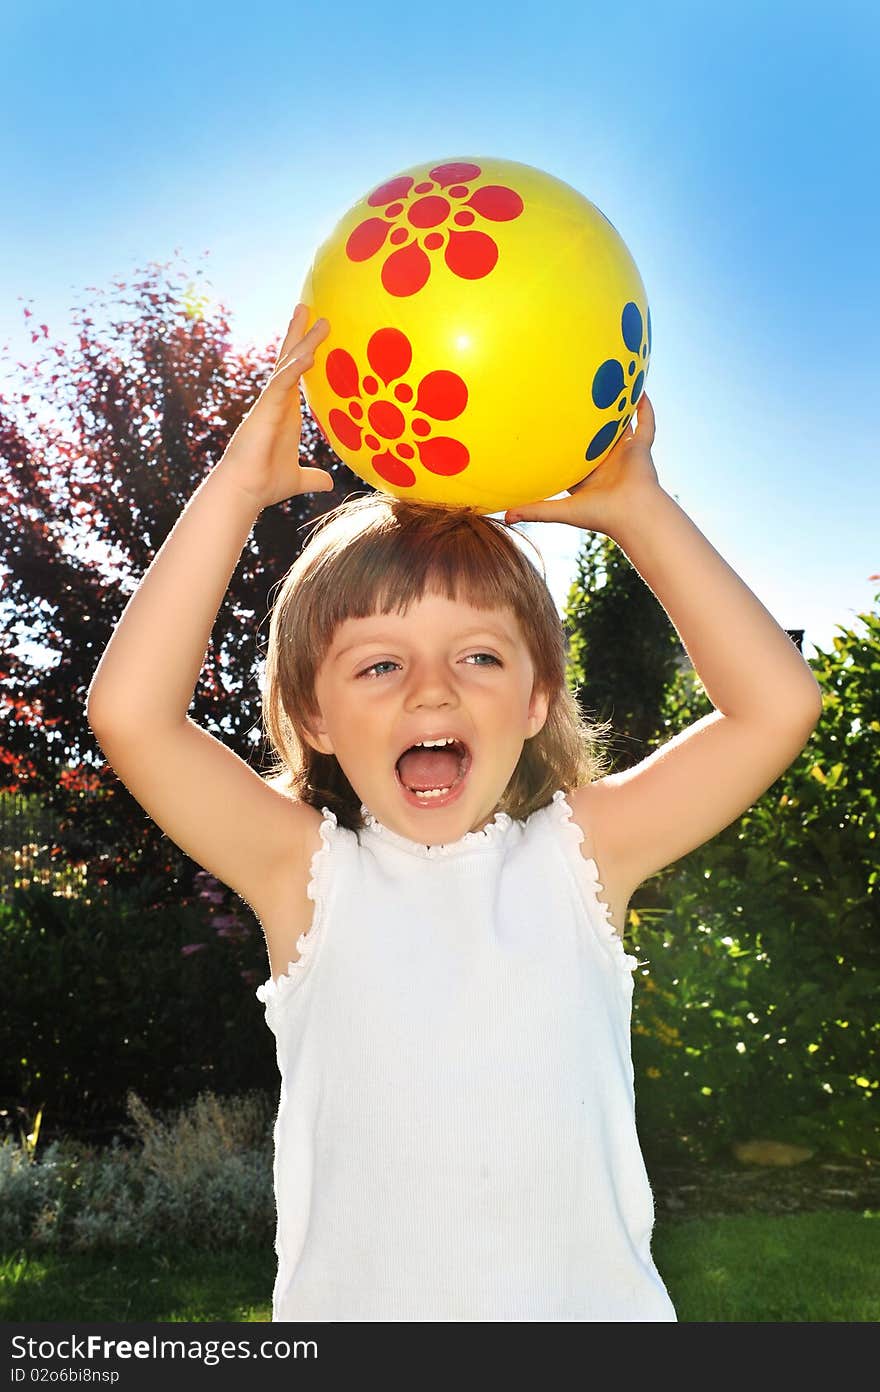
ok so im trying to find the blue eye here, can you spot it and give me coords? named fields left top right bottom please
left=358, top=660, right=398, bottom=678
left=357, top=653, right=502, bottom=679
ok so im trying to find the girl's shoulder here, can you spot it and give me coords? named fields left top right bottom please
left=555, top=784, right=603, bottom=863
left=254, top=800, right=327, bottom=983
left=554, top=785, right=634, bottom=941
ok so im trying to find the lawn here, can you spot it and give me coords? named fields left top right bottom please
left=2, top=1211, right=878, bottom=1322
left=653, top=1210, right=879, bottom=1321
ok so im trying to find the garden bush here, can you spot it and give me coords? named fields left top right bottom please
left=0, top=1089, right=276, bottom=1253
left=0, top=874, right=275, bottom=1139
left=630, top=603, right=879, bottom=1162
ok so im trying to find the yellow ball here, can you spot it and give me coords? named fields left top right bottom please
left=300, top=156, right=651, bottom=514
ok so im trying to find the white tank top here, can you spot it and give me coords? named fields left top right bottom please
left=256, top=789, right=676, bottom=1322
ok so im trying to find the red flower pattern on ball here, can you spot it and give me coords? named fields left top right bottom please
left=345, top=161, right=524, bottom=297
left=317, top=326, right=470, bottom=488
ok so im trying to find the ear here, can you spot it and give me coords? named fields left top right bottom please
left=300, top=709, right=336, bottom=757
left=526, top=682, right=551, bottom=740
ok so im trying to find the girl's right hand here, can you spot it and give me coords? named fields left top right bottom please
left=219, top=304, right=334, bottom=511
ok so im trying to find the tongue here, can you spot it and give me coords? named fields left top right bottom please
left=397, top=746, right=461, bottom=791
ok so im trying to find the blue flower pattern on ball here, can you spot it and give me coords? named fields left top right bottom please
left=586, top=302, right=652, bottom=462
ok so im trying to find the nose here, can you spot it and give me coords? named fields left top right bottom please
left=403, top=656, right=460, bottom=710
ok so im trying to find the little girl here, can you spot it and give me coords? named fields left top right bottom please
left=87, top=304, right=823, bottom=1322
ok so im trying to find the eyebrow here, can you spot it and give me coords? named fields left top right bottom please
left=333, top=625, right=519, bottom=663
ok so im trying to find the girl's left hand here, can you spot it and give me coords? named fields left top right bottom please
left=504, top=391, right=660, bottom=536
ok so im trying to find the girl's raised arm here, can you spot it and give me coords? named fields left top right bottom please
left=86, top=307, right=332, bottom=918
left=506, top=394, right=823, bottom=898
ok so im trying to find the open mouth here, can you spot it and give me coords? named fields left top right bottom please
left=394, top=739, right=472, bottom=809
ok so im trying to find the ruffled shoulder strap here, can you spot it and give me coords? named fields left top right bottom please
left=545, top=790, right=638, bottom=977
left=255, top=805, right=338, bottom=1026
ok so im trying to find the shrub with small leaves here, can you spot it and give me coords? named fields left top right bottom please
left=0, top=1090, right=276, bottom=1253
left=630, top=598, right=880, bottom=1162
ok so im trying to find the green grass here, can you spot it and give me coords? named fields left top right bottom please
left=2, top=1212, right=878, bottom=1322
left=0, top=1245, right=275, bottom=1322
left=652, top=1211, right=880, bottom=1322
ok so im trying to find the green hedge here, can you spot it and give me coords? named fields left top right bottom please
left=1, top=874, right=274, bottom=1139
left=630, top=610, right=879, bottom=1162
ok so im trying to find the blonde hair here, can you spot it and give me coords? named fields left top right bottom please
left=261, top=493, right=611, bottom=831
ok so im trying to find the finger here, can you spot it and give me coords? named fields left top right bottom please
left=275, top=306, right=329, bottom=366
left=276, top=316, right=329, bottom=371
left=274, top=303, right=311, bottom=365
left=298, top=466, right=335, bottom=493
left=636, top=391, right=656, bottom=440
left=266, top=349, right=315, bottom=390
left=270, top=319, right=330, bottom=388
left=504, top=499, right=570, bottom=526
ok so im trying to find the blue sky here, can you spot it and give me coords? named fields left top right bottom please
left=2, top=0, right=877, bottom=663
